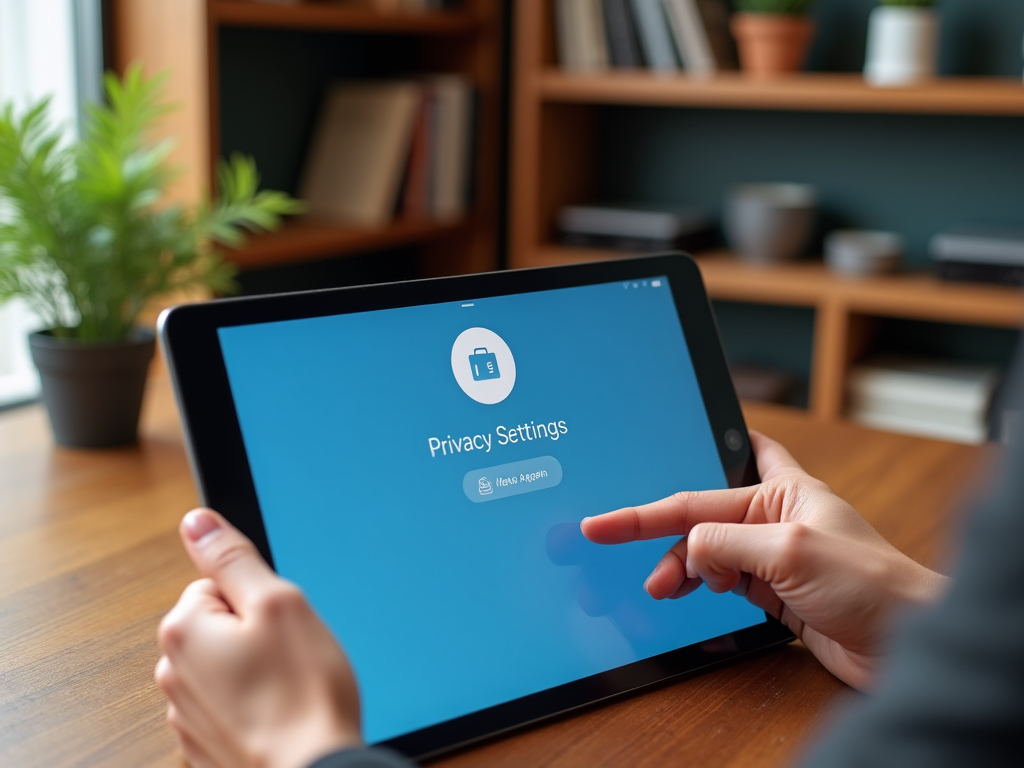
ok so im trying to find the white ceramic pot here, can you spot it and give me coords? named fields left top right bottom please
left=864, top=7, right=940, bottom=87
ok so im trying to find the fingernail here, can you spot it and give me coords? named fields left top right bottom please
left=581, top=517, right=592, bottom=524
left=183, top=509, right=220, bottom=544
left=644, top=564, right=662, bottom=595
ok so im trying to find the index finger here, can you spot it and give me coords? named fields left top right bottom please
left=581, top=485, right=760, bottom=545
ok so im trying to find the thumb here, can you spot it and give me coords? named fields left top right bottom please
left=180, top=508, right=279, bottom=614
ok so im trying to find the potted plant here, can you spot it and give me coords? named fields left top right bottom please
left=0, top=66, right=300, bottom=447
left=864, top=0, right=939, bottom=87
left=731, top=0, right=817, bottom=78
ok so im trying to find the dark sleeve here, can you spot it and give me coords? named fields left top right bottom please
left=802, top=376, right=1024, bottom=765
left=307, top=746, right=416, bottom=768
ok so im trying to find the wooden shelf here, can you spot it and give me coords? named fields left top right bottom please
left=225, top=216, right=472, bottom=270
left=700, top=254, right=1024, bottom=327
left=210, top=0, right=478, bottom=34
left=536, top=71, right=1024, bottom=116
left=529, top=246, right=1024, bottom=327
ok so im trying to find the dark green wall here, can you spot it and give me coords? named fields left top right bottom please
left=873, top=317, right=1020, bottom=364
left=806, top=0, right=1024, bottom=76
left=806, top=0, right=1024, bottom=75
left=218, top=27, right=418, bottom=196
left=596, top=108, right=1024, bottom=265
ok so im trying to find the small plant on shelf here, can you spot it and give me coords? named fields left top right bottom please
left=0, top=64, right=301, bottom=446
left=731, top=1, right=817, bottom=77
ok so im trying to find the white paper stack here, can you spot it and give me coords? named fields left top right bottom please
left=847, top=355, right=1001, bottom=444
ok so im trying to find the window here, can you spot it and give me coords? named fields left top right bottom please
left=0, top=0, right=101, bottom=408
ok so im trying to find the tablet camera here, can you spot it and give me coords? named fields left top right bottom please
left=724, top=429, right=744, bottom=452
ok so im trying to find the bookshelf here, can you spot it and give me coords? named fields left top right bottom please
left=510, top=0, right=1024, bottom=426
left=114, top=0, right=503, bottom=279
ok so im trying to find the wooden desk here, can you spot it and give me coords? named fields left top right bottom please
left=0, top=375, right=989, bottom=767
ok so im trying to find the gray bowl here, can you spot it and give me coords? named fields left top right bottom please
left=825, top=230, right=903, bottom=277
left=725, top=184, right=817, bottom=263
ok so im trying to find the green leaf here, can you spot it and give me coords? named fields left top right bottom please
left=0, top=64, right=300, bottom=342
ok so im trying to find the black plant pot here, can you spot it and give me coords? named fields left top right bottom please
left=28, top=329, right=156, bottom=448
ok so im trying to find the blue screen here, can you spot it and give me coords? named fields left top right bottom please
left=218, top=277, right=764, bottom=743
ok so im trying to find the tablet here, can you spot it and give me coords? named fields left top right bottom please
left=159, top=253, right=794, bottom=759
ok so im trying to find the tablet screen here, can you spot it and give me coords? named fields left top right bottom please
left=217, top=276, right=765, bottom=744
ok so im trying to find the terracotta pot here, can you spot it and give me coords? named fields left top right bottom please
left=731, top=14, right=816, bottom=78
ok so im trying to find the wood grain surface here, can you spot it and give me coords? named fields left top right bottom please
left=0, top=374, right=990, bottom=767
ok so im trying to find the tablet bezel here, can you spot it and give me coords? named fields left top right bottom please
left=159, top=253, right=794, bottom=758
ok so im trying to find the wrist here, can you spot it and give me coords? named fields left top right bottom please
left=268, top=718, right=362, bottom=768
left=892, top=557, right=949, bottom=608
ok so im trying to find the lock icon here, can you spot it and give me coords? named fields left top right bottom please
left=469, top=347, right=500, bottom=381
left=478, top=477, right=493, bottom=495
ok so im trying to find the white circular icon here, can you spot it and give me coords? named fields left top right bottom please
left=451, top=327, right=516, bottom=405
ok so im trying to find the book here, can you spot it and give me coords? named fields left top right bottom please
left=601, top=0, right=645, bottom=68
left=933, top=261, right=1024, bottom=287
left=663, top=0, right=715, bottom=75
left=578, top=0, right=610, bottom=71
left=424, top=75, right=471, bottom=219
left=931, top=228, right=1024, bottom=285
left=694, top=0, right=738, bottom=69
left=849, top=407, right=990, bottom=445
left=555, top=0, right=584, bottom=71
left=558, top=203, right=712, bottom=239
left=848, top=355, right=1000, bottom=414
left=300, top=81, right=421, bottom=226
left=848, top=397, right=988, bottom=433
left=930, top=228, right=1024, bottom=265
left=555, top=0, right=610, bottom=72
left=556, top=203, right=715, bottom=252
left=630, top=0, right=679, bottom=72
left=730, top=364, right=801, bottom=405
left=401, top=86, right=433, bottom=218
left=846, top=355, right=1001, bottom=444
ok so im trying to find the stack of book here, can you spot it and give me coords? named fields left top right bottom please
left=554, top=0, right=736, bottom=75
left=300, top=77, right=475, bottom=226
left=556, top=203, right=715, bottom=253
left=730, top=364, right=802, bottom=407
left=847, top=355, right=1001, bottom=445
left=930, top=228, right=1024, bottom=287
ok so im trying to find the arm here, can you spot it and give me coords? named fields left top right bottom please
left=581, top=431, right=948, bottom=691
left=156, top=508, right=416, bottom=768
left=801, top=428, right=1024, bottom=765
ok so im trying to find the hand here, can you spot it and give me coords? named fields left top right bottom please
left=581, top=431, right=948, bottom=691
left=156, top=509, right=361, bottom=768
